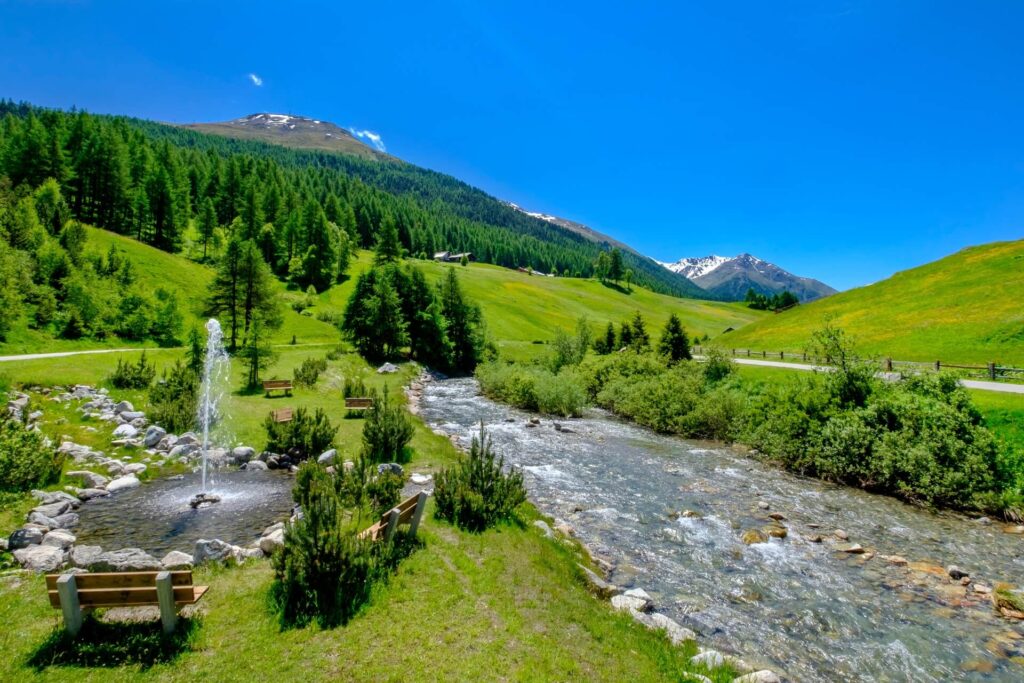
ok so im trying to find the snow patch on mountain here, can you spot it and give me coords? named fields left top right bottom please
left=658, top=255, right=731, bottom=279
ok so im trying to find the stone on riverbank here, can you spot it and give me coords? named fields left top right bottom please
left=8, top=527, right=44, bottom=549
left=577, top=563, right=620, bottom=599
left=143, top=425, right=166, bottom=447
left=161, top=551, right=194, bottom=570
left=106, top=474, right=141, bottom=492
left=317, top=449, right=337, bottom=465
left=632, top=611, right=697, bottom=645
left=13, top=544, right=64, bottom=572
left=87, top=548, right=163, bottom=572
left=66, top=470, right=108, bottom=488
left=41, top=529, right=76, bottom=550
left=259, top=529, right=285, bottom=555
left=76, top=488, right=110, bottom=501
left=734, top=672, right=782, bottom=683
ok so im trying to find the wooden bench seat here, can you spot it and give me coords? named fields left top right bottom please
left=358, top=491, right=428, bottom=541
left=344, top=397, right=374, bottom=410
left=271, top=408, right=294, bottom=423
left=45, top=570, right=208, bottom=635
left=263, top=379, right=293, bottom=397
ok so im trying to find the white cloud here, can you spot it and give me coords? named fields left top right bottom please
left=349, top=128, right=386, bottom=152
left=248, top=73, right=263, bottom=87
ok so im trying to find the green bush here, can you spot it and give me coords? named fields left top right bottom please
left=273, top=463, right=409, bottom=628
left=148, top=360, right=198, bottom=433
left=293, top=356, right=328, bottom=388
left=360, top=386, right=414, bottom=463
left=342, top=376, right=368, bottom=398
left=0, top=415, right=64, bottom=492
left=434, top=424, right=526, bottom=532
left=108, top=352, right=156, bottom=390
left=476, top=362, right=586, bottom=417
left=264, top=407, right=337, bottom=460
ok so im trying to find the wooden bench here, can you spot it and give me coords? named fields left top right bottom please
left=345, top=397, right=374, bottom=411
left=271, top=408, right=293, bottom=423
left=358, top=491, right=429, bottom=542
left=45, top=570, right=208, bottom=636
left=263, top=379, right=293, bottom=397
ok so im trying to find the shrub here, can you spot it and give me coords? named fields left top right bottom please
left=272, top=463, right=409, bottom=628
left=361, top=387, right=414, bottom=463
left=343, top=376, right=368, bottom=398
left=293, top=356, right=328, bottom=388
left=702, top=346, right=735, bottom=383
left=108, top=352, right=156, bottom=389
left=476, top=362, right=586, bottom=417
left=148, top=360, right=199, bottom=433
left=434, top=424, right=526, bottom=532
left=0, top=415, right=64, bottom=492
left=265, top=407, right=337, bottom=460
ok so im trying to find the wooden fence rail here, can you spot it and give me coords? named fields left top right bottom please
left=692, top=346, right=1024, bottom=383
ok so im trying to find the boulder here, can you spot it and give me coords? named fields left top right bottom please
left=317, top=449, right=338, bottom=465
left=112, top=424, right=138, bottom=438
left=113, top=400, right=134, bottom=414
left=106, top=474, right=141, bottom=492
left=161, top=550, right=194, bottom=570
left=833, top=529, right=849, bottom=541
left=633, top=611, right=697, bottom=645
left=51, top=513, right=80, bottom=529
left=88, top=548, right=163, bottom=572
left=123, top=463, right=147, bottom=475
left=120, top=411, right=146, bottom=421
left=533, top=520, right=555, bottom=538
left=377, top=362, right=400, bottom=374
left=66, top=470, right=109, bottom=488
left=70, top=545, right=104, bottom=568
left=232, top=446, right=256, bottom=463
left=741, top=529, right=768, bottom=545
left=577, top=563, right=620, bottom=599
left=611, top=594, right=650, bottom=613
left=27, top=511, right=58, bottom=529
left=691, top=650, right=726, bottom=668
left=177, top=432, right=199, bottom=446
left=13, top=544, right=64, bottom=572
left=734, top=672, right=782, bottom=683
left=41, top=529, right=76, bottom=550
left=143, top=425, right=167, bottom=447
left=8, top=527, right=44, bottom=549
left=243, top=460, right=268, bottom=471
left=259, top=529, right=286, bottom=555
left=156, top=434, right=179, bottom=452
left=377, top=462, right=404, bottom=477
left=947, top=565, right=969, bottom=580
left=33, top=500, right=72, bottom=518
left=194, top=538, right=234, bottom=564
left=410, top=473, right=432, bottom=485
left=77, top=488, right=111, bottom=501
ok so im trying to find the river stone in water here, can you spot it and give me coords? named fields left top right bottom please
left=734, top=673, right=782, bottom=683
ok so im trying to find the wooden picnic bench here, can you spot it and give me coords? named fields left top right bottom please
left=45, top=570, right=208, bottom=636
left=271, top=408, right=294, bottom=423
left=358, top=491, right=429, bottom=542
left=345, top=397, right=374, bottom=411
left=263, top=379, right=293, bottom=397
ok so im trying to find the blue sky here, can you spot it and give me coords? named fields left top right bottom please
left=2, top=1, right=1023, bottom=290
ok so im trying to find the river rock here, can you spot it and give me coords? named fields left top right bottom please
left=228, top=446, right=254, bottom=464
left=611, top=593, right=649, bottom=613
left=70, top=545, right=103, bottom=568
left=947, top=565, right=969, bottom=580
left=1004, top=525, right=1024, bottom=535
left=767, top=512, right=786, bottom=521
left=741, top=529, right=768, bottom=545
left=842, top=544, right=865, bottom=554
left=33, top=500, right=72, bottom=518
left=112, top=423, right=138, bottom=438
left=691, top=649, right=752, bottom=673
left=259, top=529, right=285, bottom=555
left=410, top=473, right=432, bottom=485
left=42, top=529, right=76, bottom=549
left=8, top=527, right=44, bottom=549
left=377, top=463, right=404, bottom=477
left=28, top=511, right=58, bottom=529
left=66, top=470, right=108, bottom=488
left=143, top=425, right=166, bottom=447
left=13, top=544, right=64, bottom=572
left=633, top=611, right=697, bottom=645
left=89, top=548, right=163, bottom=572
left=113, top=400, right=134, bottom=414
left=734, top=672, right=782, bottom=683
left=973, top=583, right=992, bottom=594
left=317, top=448, right=337, bottom=465
left=882, top=555, right=908, bottom=566
left=123, top=463, right=147, bottom=475
left=194, top=539, right=235, bottom=564
left=161, top=550, right=194, bottom=570
left=578, top=563, right=620, bottom=599
left=243, top=460, right=268, bottom=471
left=757, top=501, right=770, bottom=510
left=77, top=488, right=110, bottom=501
left=834, top=529, right=849, bottom=540
left=106, top=474, right=141, bottom=492
left=765, top=525, right=788, bottom=539
left=120, top=411, right=145, bottom=421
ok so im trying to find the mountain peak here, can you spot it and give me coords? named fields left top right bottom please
left=182, top=114, right=385, bottom=159
left=659, top=253, right=836, bottom=302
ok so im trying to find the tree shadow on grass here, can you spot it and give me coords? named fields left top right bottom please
left=600, top=280, right=632, bottom=295
left=26, top=614, right=200, bottom=671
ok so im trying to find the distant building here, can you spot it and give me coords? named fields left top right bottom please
left=433, top=251, right=473, bottom=263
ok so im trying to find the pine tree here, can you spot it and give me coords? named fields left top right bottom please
left=186, top=325, right=205, bottom=376
left=238, top=240, right=282, bottom=341
left=300, top=201, right=336, bottom=291
left=366, top=269, right=408, bottom=360
left=658, top=313, right=691, bottom=362
left=608, top=248, right=624, bottom=283
left=240, top=311, right=278, bottom=388
left=373, top=213, right=402, bottom=265
left=618, top=319, right=633, bottom=349
left=198, top=197, right=217, bottom=261
left=208, top=237, right=243, bottom=350
left=630, top=311, right=650, bottom=350
left=439, top=267, right=485, bottom=373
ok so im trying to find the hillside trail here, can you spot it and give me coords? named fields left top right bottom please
left=0, top=343, right=336, bottom=364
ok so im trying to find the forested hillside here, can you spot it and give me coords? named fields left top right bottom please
left=0, top=100, right=707, bottom=300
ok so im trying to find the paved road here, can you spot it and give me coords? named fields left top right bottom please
left=720, top=357, right=1024, bottom=395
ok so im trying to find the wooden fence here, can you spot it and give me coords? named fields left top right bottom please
left=692, top=346, right=1024, bottom=383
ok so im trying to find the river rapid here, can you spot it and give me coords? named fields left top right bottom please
left=419, top=378, right=1024, bottom=682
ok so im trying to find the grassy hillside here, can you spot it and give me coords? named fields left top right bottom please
left=318, top=253, right=766, bottom=360
left=184, top=115, right=385, bottom=160
left=0, top=227, right=341, bottom=355
left=720, top=239, right=1024, bottom=365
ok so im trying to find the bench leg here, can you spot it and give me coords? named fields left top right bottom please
left=408, top=491, right=429, bottom=539
left=57, top=574, right=83, bottom=636
left=156, top=571, right=178, bottom=634
left=384, top=508, right=401, bottom=542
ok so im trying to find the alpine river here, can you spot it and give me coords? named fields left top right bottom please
left=419, top=378, right=1024, bottom=682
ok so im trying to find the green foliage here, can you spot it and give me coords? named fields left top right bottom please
left=343, top=376, right=368, bottom=398
left=745, top=287, right=799, bottom=311
left=0, top=414, right=64, bottom=492
left=293, top=356, right=328, bottom=388
left=264, top=407, right=337, bottom=460
left=148, top=360, right=198, bottom=433
left=702, top=345, right=735, bottom=383
left=476, top=362, right=587, bottom=417
left=273, top=462, right=410, bottom=628
left=239, top=312, right=278, bottom=388
left=434, top=424, right=527, bottom=532
left=108, top=352, right=156, bottom=389
left=360, top=386, right=414, bottom=463
left=658, top=313, right=691, bottom=363
left=549, top=316, right=591, bottom=372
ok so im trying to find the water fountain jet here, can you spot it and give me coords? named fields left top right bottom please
left=190, top=318, right=230, bottom=509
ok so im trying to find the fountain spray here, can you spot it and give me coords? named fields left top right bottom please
left=198, top=318, right=229, bottom=495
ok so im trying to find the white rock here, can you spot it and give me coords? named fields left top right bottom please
left=194, top=538, right=234, bottom=564
left=317, top=449, right=337, bottom=465
left=633, top=611, right=697, bottom=645
left=66, top=470, right=108, bottom=488
left=161, top=550, right=194, bottom=570
left=611, top=593, right=651, bottom=613
left=259, top=529, right=286, bottom=555
left=244, top=460, right=268, bottom=471
left=106, top=474, right=141, bottom=492
left=733, top=672, right=781, bottom=683
left=410, top=473, right=433, bottom=485
left=41, top=529, right=76, bottom=549
left=13, top=544, right=64, bottom=572
left=123, top=463, right=147, bottom=475
left=112, top=424, right=138, bottom=438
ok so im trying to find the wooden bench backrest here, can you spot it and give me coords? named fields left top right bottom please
left=345, top=397, right=374, bottom=408
left=272, top=408, right=293, bottom=422
left=358, top=493, right=423, bottom=540
left=44, top=571, right=207, bottom=608
left=263, top=380, right=293, bottom=388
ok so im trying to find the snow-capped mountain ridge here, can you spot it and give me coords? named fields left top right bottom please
left=658, top=255, right=731, bottom=279
left=659, top=253, right=837, bottom=302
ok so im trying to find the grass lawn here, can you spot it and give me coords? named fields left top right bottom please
left=721, top=238, right=1024, bottom=366
left=0, top=346, right=738, bottom=683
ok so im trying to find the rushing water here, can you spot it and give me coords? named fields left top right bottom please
left=75, top=470, right=295, bottom=558
left=199, top=318, right=230, bottom=493
left=420, top=378, right=1024, bottom=682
